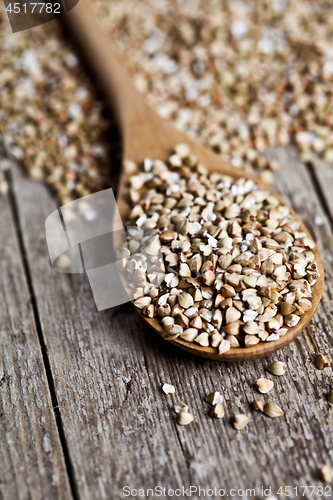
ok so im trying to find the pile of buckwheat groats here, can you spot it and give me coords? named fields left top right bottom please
left=93, top=0, right=333, bottom=182
left=0, top=4, right=114, bottom=203
left=120, top=144, right=320, bottom=353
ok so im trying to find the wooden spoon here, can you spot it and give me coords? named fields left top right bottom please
left=65, top=1, right=324, bottom=361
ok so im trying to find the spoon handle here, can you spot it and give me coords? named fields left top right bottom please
left=64, top=0, right=145, bottom=133
left=64, top=1, right=241, bottom=171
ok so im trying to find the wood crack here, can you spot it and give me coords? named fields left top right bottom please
left=122, top=375, right=133, bottom=405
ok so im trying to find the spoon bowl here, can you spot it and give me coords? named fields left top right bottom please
left=65, top=2, right=324, bottom=361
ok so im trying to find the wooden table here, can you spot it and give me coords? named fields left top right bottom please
left=1, top=141, right=333, bottom=500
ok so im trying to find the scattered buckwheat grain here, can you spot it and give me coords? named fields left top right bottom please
left=162, top=383, right=175, bottom=395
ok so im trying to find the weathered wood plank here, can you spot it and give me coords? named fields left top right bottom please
left=311, top=155, right=333, bottom=226
left=10, top=147, right=333, bottom=500
left=0, top=171, right=72, bottom=500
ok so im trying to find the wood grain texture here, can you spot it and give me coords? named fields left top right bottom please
left=8, top=144, right=333, bottom=500
left=0, top=174, right=72, bottom=500
left=311, top=155, right=333, bottom=225
left=64, top=1, right=324, bottom=361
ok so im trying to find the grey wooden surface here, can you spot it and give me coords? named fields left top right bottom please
left=0, top=165, right=72, bottom=500
left=1, top=145, right=333, bottom=500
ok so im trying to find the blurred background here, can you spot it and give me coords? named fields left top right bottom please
left=1, top=0, right=333, bottom=200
